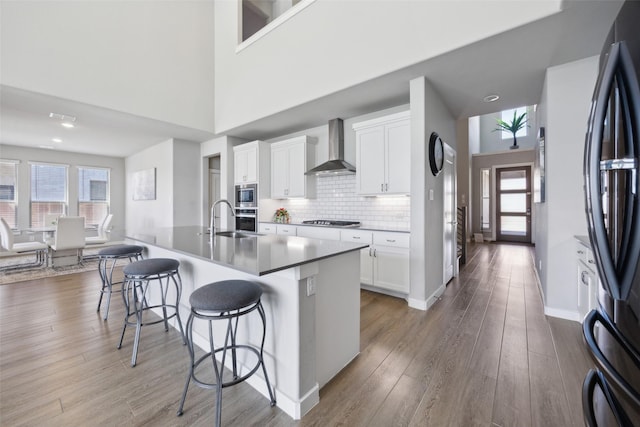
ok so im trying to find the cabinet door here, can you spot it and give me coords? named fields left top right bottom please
left=271, top=146, right=289, bottom=198
left=385, top=120, right=411, bottom=194
left=234, top=149, right=248, bottom=184
left=234, top=145, right=258, bottom=184
left=360, top=248, right=374, bottom=285
left=356, top=127, right=386, bottom=195
left=373, top=245, right=410, bottom=293
left=287, top=143, right=306, bottom=197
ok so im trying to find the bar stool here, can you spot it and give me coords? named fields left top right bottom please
left=96, top=244, right=144, bottom=320
left=118, top=258, right=186, bottom=367
left=177, top=280, right=276, bottom=426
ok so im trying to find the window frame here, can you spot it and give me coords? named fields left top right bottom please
left=0, top=159, right=20, bottom=229
left=77, top=166, right=111, bottom=227
left=29, top=162, right=69, bottom=227
left=500, top=107, right=528, bottom=139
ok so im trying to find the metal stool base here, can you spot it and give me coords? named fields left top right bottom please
left=177, top=300, right=276, bottom=426
left=118, top=269, right=186, bottom=367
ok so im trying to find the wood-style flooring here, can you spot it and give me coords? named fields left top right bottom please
left=0, top=242, right=592, bottom=426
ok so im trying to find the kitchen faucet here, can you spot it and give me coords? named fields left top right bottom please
left=210, top=199, right=235, bottom=237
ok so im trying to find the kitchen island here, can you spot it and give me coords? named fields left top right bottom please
left=124, top=226, right=368, bottom=419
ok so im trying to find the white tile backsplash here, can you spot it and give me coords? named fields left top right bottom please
left=260, top=174, right=410, bottom=229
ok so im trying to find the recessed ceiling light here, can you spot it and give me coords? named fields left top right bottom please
left=52, top=138, right=62, bottom=143
left=39, top=145, right=55, bottom=149
left=483, top=94, right=500, bottom=103
left=61, top=122, right=75, bottom=128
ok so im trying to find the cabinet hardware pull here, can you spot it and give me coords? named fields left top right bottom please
left=373, top=249, right=377, bottom=257
left=588, top=259, right=595, bottom=264
left=353, top=236, right=360, bottom=239
left=381, top=183, right=384, bottom=192
left=577, top=250, right=584, bottom=254
left=387, top=239, right=396, bottom=243
left=369, top=247, right=372, bottom=257
left=385, top=183, right=388, bottom=191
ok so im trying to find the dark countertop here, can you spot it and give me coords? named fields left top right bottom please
left=575, top=235, right=591, bottom=247
left=122, top=226, right=369, bottom=276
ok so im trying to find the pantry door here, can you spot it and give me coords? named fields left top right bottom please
left=496, top=166, right=531, bottom=243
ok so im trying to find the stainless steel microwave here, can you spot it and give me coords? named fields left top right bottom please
left=235, top=184, right=257, bottom=208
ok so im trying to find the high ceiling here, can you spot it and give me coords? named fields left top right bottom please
left=0, top=1, right=622, bottom=158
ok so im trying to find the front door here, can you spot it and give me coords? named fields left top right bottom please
left=496, top=166, right=531, bottom=243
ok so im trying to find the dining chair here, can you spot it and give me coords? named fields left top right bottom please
left=49, top=216, right=86, bottom=266
left=0, top=218, right=49, bottom=271
left=86, top=214, right=114, bottom=245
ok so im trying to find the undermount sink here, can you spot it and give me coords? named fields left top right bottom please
left=215, top=231, right=257, bottom=238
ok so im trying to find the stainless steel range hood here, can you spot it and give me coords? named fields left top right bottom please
left=305, top=118, right=356, bottom=176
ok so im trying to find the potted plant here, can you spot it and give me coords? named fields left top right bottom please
left=494, top=110, right=528, bottom=149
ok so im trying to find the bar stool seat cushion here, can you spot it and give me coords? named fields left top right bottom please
left=190, top=280, right=262, bottom=312
left=99, top=244, right=144, bottom=257
left=124, top=258, right=180, bottom=276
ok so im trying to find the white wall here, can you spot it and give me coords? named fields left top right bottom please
left=172, top=140, right=201, bottom=227
left=409, top=76, right=456, bottom=310
left=0, top=144, right=125, bottom=232
left=535, top=55, right=600, bottom=320
left=213, top=0, right=561, bottom=133
left=1, top=1, right=215, bottom=133
left=125, top=140, right=174, bottom=231
left=125, top=139, right=201, bottom=231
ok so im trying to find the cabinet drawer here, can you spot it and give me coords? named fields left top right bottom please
left=276, top=225, right=297, bottom=235
left=374, top=232, right=410, bottom=248
left=297, top=226, right=341, bottom=241
left=259, top=223, right=277, bottom=234
left=340, top=229, right=373, bottom=244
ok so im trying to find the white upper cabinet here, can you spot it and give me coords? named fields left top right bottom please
left=270, top=136, right=316, bottom=199
left=353, top=111, right=410, bottom=196
left=233, top=140, right=270, bottom=197
left=234, top=142, right=258, bottom=184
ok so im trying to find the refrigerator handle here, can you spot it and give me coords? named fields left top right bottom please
left=582, top=369, right=634, bottom=427
left=584, top=41, right=640, bottom=301
left=582, top=309, right=640, bottom=407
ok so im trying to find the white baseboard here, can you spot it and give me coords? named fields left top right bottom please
left=543, top=306, right=582, bottom=322
left=408, top=284, right=446, bottom=311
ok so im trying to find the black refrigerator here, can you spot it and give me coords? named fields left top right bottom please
left=582, top=1, right=640, bottom=425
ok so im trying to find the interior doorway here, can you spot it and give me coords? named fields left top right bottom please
left=208, top=155, right=221, bottom=228
left=496, top=165, right=531, bottom=243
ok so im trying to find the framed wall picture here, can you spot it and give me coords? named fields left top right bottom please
left=534, top=127, right=545, bottom=203
left=132, top=168, right=156, bottom=201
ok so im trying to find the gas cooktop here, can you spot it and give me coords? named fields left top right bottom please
left=302, top=220, right=361, bottom=227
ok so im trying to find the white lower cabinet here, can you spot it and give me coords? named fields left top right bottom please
left=341, top=230, right=410, bottom=294
left=296, top=225, right=341, bottom=241
left=259, top=223, right=277, bottom=234
left=276, top=225, right=297, bottom=236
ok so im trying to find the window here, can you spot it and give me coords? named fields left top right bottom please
left=241, top=0, right=314, bottom=44
left=481, top=168, right=491, bottom=231
left=31, top=163, right=67, bottom=227
left=0, top=160, right=19, bottom=228
left=500, top=107, right=528, bottom=139
left=78, top=167, right=110, bottom=226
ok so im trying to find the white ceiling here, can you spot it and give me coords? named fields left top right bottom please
left=0, top=0, right=622, bottom=157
